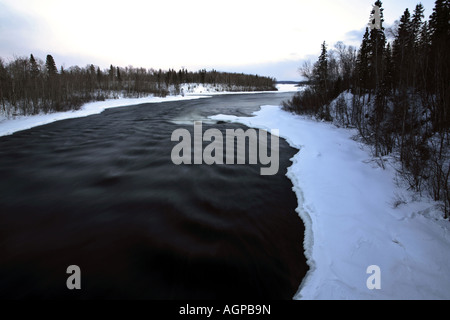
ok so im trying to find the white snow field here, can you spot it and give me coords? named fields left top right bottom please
left=180, top=83, right=303, bottom=95
left=210, top=105, right=450, bottom=300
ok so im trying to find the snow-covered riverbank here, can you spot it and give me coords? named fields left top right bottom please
left=0, top=95, right=207, bottom=137
left=210, top=105, right=450, bottom=300
left=0, top=84, right=300, bottom=137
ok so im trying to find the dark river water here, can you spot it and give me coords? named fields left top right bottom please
left=0, top=92, right=308, bottom=299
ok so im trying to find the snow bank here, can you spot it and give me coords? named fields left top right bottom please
left=275, top=84, right=306, bottom=93
left=0, top=95, right=208, bottom=137
left=180, top=83, right=302, bottom=96
left=210, top=105, right=450, bottom=300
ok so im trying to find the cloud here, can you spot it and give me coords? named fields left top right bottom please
left=215, top=58, right=318, bottom=82
left=343, top=28, right=366, bottom=46
left=0, top=0, right=371, bottom=67
left=0, top=0, right=439, bottom=80
left=0, top=2, right=34, bottom=56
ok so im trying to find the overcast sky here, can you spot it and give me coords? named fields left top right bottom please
left=0, top=0, right=436, bottom=81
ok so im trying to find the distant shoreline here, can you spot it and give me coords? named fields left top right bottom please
left=0, top=84, right=300, bottom=138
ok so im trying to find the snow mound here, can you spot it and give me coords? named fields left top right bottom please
left=210, top=105, right=450, bottom=300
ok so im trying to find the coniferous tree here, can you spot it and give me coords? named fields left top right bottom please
left=393, top=9, right=412, bottom=89
left=96, top=67, right=102, bottom=85
left=44, top=55, right=58, bottom=110
left=317, top=41, right=329, bottom=93
left=357, top=28, right=371, bottom=96
left=411, top=4, right=425, bottom=47
left=429, top=0, right=450, bottom=39
left=428, top=0, right=449, bottom=131
left=316, top=41, right=332, bottom=119
left=410, top=4, right=426, bottom=91
left=30, top=54, right=40, bottom=79
left=368, top=1, right=387, bottom=155
left=382, top=43, right=394, bottom=94
left=116, top=67, right=122, bottom=84
left=368, top=0, right=386, bottom=93
left=29, top=54, right=41, bottom=113
left=45, top=54, right=58, bottom=77
left=0, top=58, right=8, bottom=112
left=416, top=21, right=431, bottom=92
left=428, top=0, right=450, bottom=215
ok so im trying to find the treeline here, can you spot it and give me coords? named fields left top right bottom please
left=0, top=55, right=277, bottom=116
left=283, top=0, right=449, bottom=217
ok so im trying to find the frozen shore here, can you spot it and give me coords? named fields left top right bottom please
left=210, top=105, right=450, bottom=300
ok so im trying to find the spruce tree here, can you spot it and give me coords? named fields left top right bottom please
left=393, top=9, right=412, bottom=89
left=428, top=0, right=449, bottom=131
left=97, top=67, right=102, bottom=84
left=411, top=4, right=425, bottom=45
left=416, top=21, right=431, bottom=92
left=368, top=0, right=386, bottom=92
left=393, top=9, right=412, bottom=163
left=410, top=4, right=425, bottom=89
left=429, top=0, right=450, bottom=41
left=383, top=43, right=394, bottom=94
left=45, top=54, right=58, bottom=77
left=29, top=54, right=40, bottom=79
left=357, top=28, right=371, bottom=93
left=317, top=41, right=328, bottom=93
left=116, top=67, right=122, bottom=84
left=0, top=58, right=6, bottom=110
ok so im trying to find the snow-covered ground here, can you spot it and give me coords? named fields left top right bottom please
left=210, top=105, right=450, bottom=300
left=274, top=83, right=305, bottom=93
left=180, top=83, right=303, bottom=95
left=0, top=84, right=298, bottom=137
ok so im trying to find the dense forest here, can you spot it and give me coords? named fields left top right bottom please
left=283, top=0, right=449, bottom=217
left=0, top=56, right=277, bottom=116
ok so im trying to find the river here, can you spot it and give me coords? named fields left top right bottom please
left=0, top=92, right=307, bottom=299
